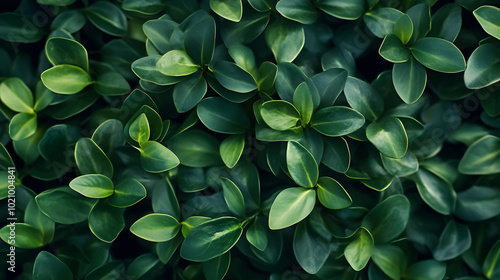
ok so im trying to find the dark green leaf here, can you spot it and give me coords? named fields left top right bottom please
left=168, top=130, right=222, bottom=167
left=265, top=19, right=304, bottom=63
left=372, top=245, right=407, bottom=280
left=363, top=8, right=404, bottom=38
left=414, top=169, right=456, bottom=215
left=220, top=177, right=246, bottom=218
left=108, top=178, right=147, bottom=208
left=210, top=0, right=242, bottom=22
left=293, top=82, right=315, bottom=125
left=212, top=61, right=257, bottom=93
left=276, top=0, right=318, bottom=24
left=132, top=56, right=185, bottom=86
left=75, top=138, right=114, bottom=178
left=36, top=187, right=97, bottom=224
left=311, top=106, right=365, bottom=137
left=287, top=141, right=318, bottom=188
left=379, top=34, right=410, bottom=63
left=246, top=219, right=268, bottom=251
left=410, top=38, right=466, bottom=73
left=316, top=0, right=365, bottom=20
left=0, top=13, right=43, bottom=43
left=381, top=151, right=419, bottom=176
left=293, top=221, right=329, bottom=274
left=33, top=251, right=73, bottom=280
left=366, top=117, right=408, bottom=159
left=344, top=76, right=384, bottom=121
left=202, top=252, right=231, bottom=280
left=322, top=137, right=350, bottom=173
left=458, top=135, right=500, bottom=174
left=392, top=57, right=427, bottom=104
left=406, top=3, right=431, bottom=44
left=312, top=68, right=348, bottom=108
left=455, top=186, right=500, bottom=222
left=95, top=72, right=130, bottom=96
left=85, top=1, right=128, bottom=37
left=89, top=201, right=125, bottom=243
left=220, top=134, right=245, bottom=168
left=483, top=240, right=500, bottom=279
left=474, top=5, right=500, bottom=41
left=122, top=0, right=164, bottom=15
left=464, top=44, right=500, bottom=89
left=433, top=220, right=471, bottom=261
left=197, top=97, right=251, bottom=134
left=45, top=37, right=88, bottom=71
left=404, top=260, right=446, bottom=280
left=428, top=4, right=462, bottom=42
left=185, top=14, right=216, bottom=65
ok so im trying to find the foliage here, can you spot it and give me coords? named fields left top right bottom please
left=0, top=0, right=499, bottom=279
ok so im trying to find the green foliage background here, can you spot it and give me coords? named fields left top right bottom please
left=0, top=0, right=500, bottom=279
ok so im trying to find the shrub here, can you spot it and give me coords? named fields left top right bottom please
left=0, top=0, right=500, bottom=279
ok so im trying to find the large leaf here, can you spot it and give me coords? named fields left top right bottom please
left=75, top=138, right=114, bottom=178
left=41, top=65, right=92, bottom=94
left=33, top=251, right=73, bottom=280
left=9, top=113, right=37, bottom=141
left=287, top=141, right=318, bottom=188
left=316, top=0, right=365, bottom=20
left=372, top=245, right=407, bottom=280
left=293, top=221, right=329, bottom=274
left=0, top=13, right=43, bottom=43
left=210, top=0, right=242, bottom=22
left=180, top=217, right=243, bottom=262
left=130, top=214, right=180, bottom=242
left=455, top=186, right=500, bottom=222
left=85, top=1, right=127, bottom=36
left=197, top=97, right=251, bottom=134
left=0, top=78, right=34, bottom=113
left=474, top=5, right=500, bottom=41
left=432, top=219, right=471, bottom=261
left=345, top=227, right=374, bottom=271
left=379, top=34, right=410, bottom=63
left=344, top=76, right=384, bottom=121
left=464, top=44, right=500, bottom=89
left=428, top=4, right=462, bottom=42
left=406, top=3, right=431, bottom=44
left=260, top=100, right=301, bottom=131
left=265, top=19, right=304, bottom=63
left=157, top=50, right=199, bottom=76
left=404, top=260, right=446, bottom=280
left=69, top=174, right=114, bottom=199
left=458, top=135, right=500, bottom=175
left=36, top=188, right=97, bottom=224
left=276, top=0, right=318, bottom=24
left=392, top=57, right=427, bottom=104
left=366, top=117, right=408, bottom=159
left=0, top=223, right=44, bottom=249
left=108, top=178, right=147, bottom=208
left=220, top=134, right=245, bottom=168
left=410, top=38, right=466, bottom=73
left=167, top=130, right=222, bottom=167
left=311, top=106, right=365, bottom=137
left=316, top=177, right=352, bottom=210
left=220, top=177, right=246, bottom=218
left=88, top=202, right=125, bottom=243
left=184, top=14, right=216, bottom=65
left=414, top=169, right=456, bottom=215
left=212, top=61, right=257, bottom=93
left=45, top=37, right=88, bottom=71
left=268, top=187, right=316, bottom=230
left=173, top=72, right=207, bottom=113
left=202, top=252, right=231, bottom=280
left=364, top=8, right=404, bottom=38
left=322, top=137, right=350, bottom=173
left=140, top=141, right=180, bottom=173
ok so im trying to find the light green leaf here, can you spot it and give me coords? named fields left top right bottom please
left=0, top=223, right=44, bottom=249
left=287, top=141, right=318, bottom=188
left=372, top=245, right=407, bottom=280
left=140, top=141, right=180, bottom=173
left=265, top=19, right=304, bottom=63
left=220, top=177, right=246, bottom=218
left=220, top=134, right=245, bottom=168
left=0, top=77, right=34, bottom=113
left=392, top=57, right=427, bottom=104
left=9, top=113, right=37, bottom=141
left=41, top=65, right=92, bottom=94
left=316, top=0, right=365, bottom=20
left=182, top=216, right=211, bottom=238
left=132, top=56, right=185, bottom=86
left=180, top=217, right=243, bottom=262
left=293, top=82, right=314, bottom=126
left=344, top=227, right=374, bottom=271
left=75, top=138, right=114, bottom=178
left=459, top=135, right=500, bottom=174
left=311, top=106, right=365, bottom=137
left=483, top=240, right=500, bottom=279
left=69, top=174, right=114, bottom=199
left=316, top=177, right=352, bottom=209
left=129, top=113, right=150, bottom=146
left=210, top=0, right=242, bottom=22
left=261, top=100, right=301, bottom=131
left=130, top=214, right=180, bottom=242
left=276, top=0, right=318, bottom=24
left=474, top=5, right=500, bottom=41
left=268, top=187, right=316, bottom=230
left=45, top=37, right=88, bottom=71
left=157, top=50, right=199, bottom=77
left=366, top=117, right=408, bottom=159
left=393, top=14, right=413, bottom=45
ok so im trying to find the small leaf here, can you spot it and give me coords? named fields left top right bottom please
left=316, top=0, right=365, bottom=20
left=246, top=219, right=268, bottom=251
left=474, top=5, right=500, bottom=41
left=41, top=65, right=92, bottom=94
left=130, top=214, right=180, bottom=242
left=410, top=38, right=466, bottom=73
left=45, top=37, right=88, bottom=71
left=265, top=19, right=304, bottom=63
left=132, top=56, right=185, bottom=86
left=464, top=44, right=500, bottom=89
left=344, top=76, right=384, bottom=122
left=9, top=113, right=37, bottom=141
left=89, top=201, right=125, bottom=243
left=287, top=141, right=319, bottom=188
left=182, top=216, right=211, bottom=238
left=157, top=50, right=199, bottom=77
left=0, top=78, right=34, bottom=113
left=75, top=138, right=114, bottom=178
left=414, top=169, right=456, bottom=215
left=268, top=187, right=316, bottom=230
left=69, top=174, right=114, bottom=199
left=140, top=141, right=180, bottom=173
left=293, top=82, right=314, bottom=126
left=197, top=97, right=251, bottom=134
left=220, top=134, right=245, bottom=168
left=180, top=217, right=243, bottom=262
left=316, top=177, right=352, bottom=210
left=433, top=220, right=471, bottom=261
left=85, top=1, right=127, bottom=36
left=311, top=106, right=365, bottom=137
left=366, top=117, right=408, bottom=159
left=379, top=34, right=410, bottom=63
left=260, top=100, right=301, bottom=131
left=212, top=61, right=257, bottom=93
left=393, top=14, right=413, bottom=45
left=210, top=0, right=242, bottom=22
left=345, top=227, right=374, bottom=271
left=393, top=57, right=427, bottom=104
left=276, top=0, right=318, bottom=24
left=129, top=113, right=150, bottom=146
left=108, top=178, right=147, bottom=208
left=33, top=251, right=73, bottom=280
left=220, top=177, right=246, bottom=218
left=202, top=252, right=231, bottom=280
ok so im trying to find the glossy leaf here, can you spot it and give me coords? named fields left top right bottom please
left=168, top=130, right=222, bottom=167
left=404, top=260, right=446, bottom=280
left=129, top=113, right=150, bottom=146
left=455, top=186, right=500, bottom=222
left=220, top=177, right=246, bottom=218
left=220, top=134, right=245, bottom=168
left=130, top=214, right=180, bottom=242
left=393, top=57, right=427, bottom=104
left=293, top=82, right=314, bottom=126
left=364, top=8, right=404, bottom=38
left=41, top=65, right=92, bottom=94
left=184, top=14, right=216, bottom=65
left=372, top=245, right=407, bottom=280
left=459, top=135, right=500, bottom=174
left=366, top=117, right=408, bottom=159
left=85, top=1, right=127, bottom=37
left=33, top=251, right=73, bottom=279
left=276, top=0, right=318, bottom=24
left=197, top=97, right=251, bottom=134
left=246, top=219, right=268, bottom=251
left=322, top=137, right=350, bottom=173
left=265, top=19, right=304, bottom=63
left=88, top=201, right=125, bottom=243
left=212, top=61, right=257, bottom=93
left=316, top=0, right=365, bottom=20
left=344, top=227, right=374, bottom=271
left=311, top=106, right=365, bottom=137
left=45, top=37, right=88, bottom=71
left=75, top=138, right=114, bottom=178
left=202, top=252, right=231, bottom=280
left=483, top=240, right=500, bottom=279
left=287, top=141, right=318, bottom=188
left=157, top=50, right=199, bottom=76
left=379, top=34, right=410, bottom=63
left=344, top=76, right=384, bottom=122
left=410, top=38, right=466, bottom=73
left=36, top=188, right=97, bottom=224
left=394, top=14, right=413, bottom=45
left=9, top=113, right=37, bottom=141
left=261, top=100, right=301, bottom=131
left=0, top=223, right=44, bottom=249
left=428, top=4, right=462, bottom=42
left=69, top=174, right=114, bottom=199
left=433, top=220, right=471, bottom=261
left=381, top=151, right=419, bottom=176
left=108, top=178, right=147, bottom=208
left=140, top=141, right=180, bottom=173
left=210, top=0, right=242, bottom=22
left=464, top=44, right=500, bottom=89
left=0, top=78, right=34, bottom=113
left=414, top=169, right=456, bottom=215
left=293, top=221, right=329, bottom=274
left=406, top=3, right=431, bottom=44
left=474, top=5, right=500, bottom=40
left=268, top=187, right=316, bottom=230
left=132, top=56, right=184, bottom=86
left=316, top=177, right=352, bottom=210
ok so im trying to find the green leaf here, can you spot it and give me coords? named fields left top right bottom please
left=404, top=260, right=446, bottom=280
left=344, top=227, right=374, bottom=271
left=180, top=217, right=243, bottom=262
left=94, top=72, right=130, bottom=96
left=0, top=13, right=43, bottom=43
left=366, top=117, right=408, bottom=159
left=108, top=178, right=147, bottom=208
left=89, top=201, right=125, bottom=243
left=428, top=4, right=462, bottom=42
left=173, top=72, right=207, bottom=113
left=202, top=252, right=231, bottom=280
left=130, top=214, right=180, bottom=242
left=41, top=65, right=92, bottom=94
left=379, top=34, right=410, bottom=63
left=483, top=240, right=500, bottom=279
left=0, top=142, right=14, bottom=170
left=220, top=10, right=270, bottom=45
left=410, top=38, right=466, bottom=73
left=122, top=0, right=164, bottom=15
left=33, top=251, right=73, bottom=280
left=464, top=44, right=500, bottom=89
left=474, top=5, right=500, bottom=41
left=9, top=113, right=37, bottom=141
left=393, top=14, right=413, bottom=45
left=316, top=0, right=365, bottom=20
left=168, top=130, right=222, bottom=167
left=24, top=198, right=55, bottom=245
left=157, top=234, right=183, bottom=264
left=261, top=100, right=301, bottom=131
left=246, top=219, right=268, bottom=251
left=210, top=0, right=242, bottom=22
left=75, top=138, right=114, bottom=178
left=459, top=135, right=500, bottom=174
left=372, top=245, right=407, bottom=280
left=293, top=221, right=329, bottom=274
left=455, top=186, right=500, bottom=222
left=322, top=137, right=350, bottom=173
left=344, top=77, right=384, bottom=122
left=392, top=57, right=427, bottom=104
left=316, top=177, right=352, bottom=210
left=276, top=0, right=318, bottom=24
left=212, top=61, right=257, bottom=93
left=38, top=0, right=76, bottom=6
left=293, top=82, right=314, bottom=126
left=69, top=174, right=114, bottom=199
left=433, top=220, right=471, bottom=261
left=220, top=134, right=245, bottom=168
left=140, top=141, right=180, bottom=173
left=129, top=113, right=150, bottom=146
left=361, top=195, right=410, bottom=244
left=321, top=47, right=356, bottom=75
left=36, top=187, right=97, bottom=224
left=381, top=151, right=419, bottom=176
left=185, top=14, right=216, bottom=65
left=229, top=45, right=258, bottom=75
left=311, top=106, right=365, bottom=137
left=157, top=50, right=199, bottom=76
left=363, top=8, right=404, bottom=38
left=182, top=216, right=211, bottom=237
left=256, top=124, right=303, bottom=142
left=406, top=3, right=431, bottom=44
left=0, top=78, right=34, bottom=113
left=220, top=177, right=246, bottom=218
left=312, top=68, right=348, bottom=108
left=0, top=223, right=44, bottom=249
left=45, top=37, right=88, bottom=71
left=287, top=141, right=318, bottom=188
left=51, top=9, right=86, bottom=32
left=197, top=97, right=251, bottom=134
left=85, top=1, right=127, bottom=37
left=152, top=178, right=181, bottom=220
left=265, top=19, right=304, bottom=63
left=132, top=56, right=185, bottom=86
left=414, top=169, right=456, bottom=215
left=268, top=187, right=316, bottom=230
left=126, top=254, right=162, bottom=280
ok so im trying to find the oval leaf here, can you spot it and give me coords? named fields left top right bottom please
left=69, top=174, right=114, bottom=199
left=268, top=187, right=316, bottom=230
left=410, top=37, right=466, bottom=73
left=316, top=177, right=352, bottom=210
left=311, top=106, right=365, bottom=137
left=287, top=141, right=318, bottom=188
left=140, top=141, right=180, bottom=173
left=197, top=97, right=251, bottom=134
left=366, top=117, right=408, bottom=159
left=130, top=214, right=180, bottom=242
left=41, top=65, right=92, bottom=94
